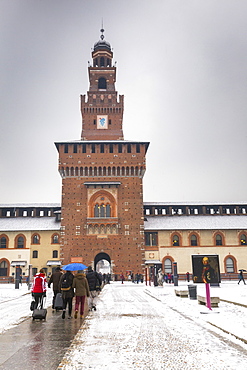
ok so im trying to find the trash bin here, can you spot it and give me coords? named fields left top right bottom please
left=188, top=285, right=197, bottom=300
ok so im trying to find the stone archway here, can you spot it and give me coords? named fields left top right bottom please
left=94, top=252, right=111, bottom=274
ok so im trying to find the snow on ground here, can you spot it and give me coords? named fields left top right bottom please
left=0, top=283, right=52, bottom=334
left=58, top=281, right=247, bottom=370
left=0, top=281, right=246, bottom=369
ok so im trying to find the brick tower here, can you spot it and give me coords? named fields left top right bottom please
left=55, top=29, right=149, bottom=276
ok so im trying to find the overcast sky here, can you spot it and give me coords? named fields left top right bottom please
left=1, top=0, right=247, bottom=204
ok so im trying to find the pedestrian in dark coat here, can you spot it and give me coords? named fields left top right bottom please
left=59, top=270, right=74, bottom=319
left=72, top=271, right=90, bottom=319
left=48, top=267, right=63, bottom=309
left=238, top=271, right=246, bottom=285
left=86, top=266, right=102, bottom=311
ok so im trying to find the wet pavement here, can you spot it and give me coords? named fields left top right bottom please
left=0, top=307, right=84, bottom=370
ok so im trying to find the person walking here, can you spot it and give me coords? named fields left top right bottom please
left=48, top=267, right=63, bottom=310
left=72, top=270, right=90, bottom=319
left=238, top=270, right=246, bottom=285
left=86, top=266, right=102, bottom=311
left=59, top=270, right=74, bottom=319
left=31, top=269, right=47, bottom=309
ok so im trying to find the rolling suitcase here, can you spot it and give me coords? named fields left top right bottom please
left=54, top=292, right=63, bottom=311
left=32, top=308, right=47, bottom=321
left=32, top=296, right=47, bottom=321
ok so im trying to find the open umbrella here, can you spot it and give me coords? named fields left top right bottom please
left=62, top=263, right=88, bottom=271
left=239, top=269, right=247, bottom=272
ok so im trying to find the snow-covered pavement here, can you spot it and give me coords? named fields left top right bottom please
left=0, top=282, right=246, bottom=369
left=58, top=281, right=247, bottom=370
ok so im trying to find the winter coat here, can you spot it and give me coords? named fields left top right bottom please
left=72, top=273, right=90, bottom=297
left=59, top=271, right=74, bottom=299
left=86, top=270, right=102, bottom=291
left=48, top=270, right=63, bottom=291
left=31, top=273, right=47, bottom=294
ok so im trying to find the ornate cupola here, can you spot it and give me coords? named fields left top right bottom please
left=80, top=28, right=124, bottom=140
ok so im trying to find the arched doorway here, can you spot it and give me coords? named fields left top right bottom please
left=94, top=252, right=111, bottom=274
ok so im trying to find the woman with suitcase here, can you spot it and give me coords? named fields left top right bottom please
left=31, top=269, right=47, bottom=309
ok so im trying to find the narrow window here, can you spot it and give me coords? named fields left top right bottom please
left=100, top=144, right=104, bottom=153
left=109, top=144, right=113, bottom=153
left=136, top=144, right=140, bottom=153
left=240, top=234, right=246, bottom=245
left=226, top=257, right=234, bottom=273
left=173, top=235, right=179, bottom=246
left=52, top=235, right=59, bottom=244
left=64, top=144, right=68, bottom=153
left=190, top=235, right=197, bottom=246
left=106, top=204, right=111, bottom=217
left=82, top=144, right=86, bottom=153
left=91, top=144, right=95, bottom=153
left=94, top=204, right=99, bottom=217
left=0, top=261, right=8, bottom=276
left=118, top=144, right=122, bottom=153
left=100, top=57, right=105, bottom=67
left=164, top=259, right=172, bottom=274
left=0, top=237, right=7, bottom=248
left=73, top=144, right=77, bottom=153
left=53, top=250, right=58, bottom=258
left=17, top=236, right=24, bottom=248
left=32, top=234, right=40, bottom=244
left=33, top=250, right=38, bottom=258
left=216, top=234, right=222, bottom=246
left=98, top=77, right=106, bottom=89
left=127, top=144, right=131, bottom=153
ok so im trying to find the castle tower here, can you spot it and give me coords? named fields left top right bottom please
left=55, top=29, right=149, bottom=275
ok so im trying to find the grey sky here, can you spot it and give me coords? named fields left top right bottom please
left=1, top=0, right=247, bottom=203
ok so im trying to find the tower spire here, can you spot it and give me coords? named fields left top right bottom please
left=100, top=19, right=104, bottom=40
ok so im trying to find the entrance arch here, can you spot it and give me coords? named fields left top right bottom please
left=94, top=252, right=111, bottom=274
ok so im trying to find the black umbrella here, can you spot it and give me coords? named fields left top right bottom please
left=238, top=269, right=247, bottom=272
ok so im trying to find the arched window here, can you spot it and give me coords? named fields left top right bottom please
left=0, top=261, right=8, bottom=276
left=94, top=204, right=100, bottom=217
left=106, top=204, right=111, bottom=217
left=240, top=234, right=246, bottom=245
left=0, top=236, right=7, bottom=248
left=32, top=234, right=40, bottom=244
left=32, top=250, right=38, bottom=258
left=98, top=77, right=106, bottom=89
left=190, top=234, right=197, bottom=246
left=215, top=234, right=222, bottom=246
left=17, top=236, right=24, bottom=248
left=164, top=259, right=172, bottom=274
left=226, top=257, right=234, bottom=273
left=53, top=250, right=58, bottom=258
left=52, top=234, right=59, bottom=244
left=173, top=235, right=180, bottom=246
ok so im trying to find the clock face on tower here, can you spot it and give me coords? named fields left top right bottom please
left=97, top=115, right=108, bottom=129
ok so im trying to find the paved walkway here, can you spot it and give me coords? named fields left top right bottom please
left=0, top=307, right=83, bottom=370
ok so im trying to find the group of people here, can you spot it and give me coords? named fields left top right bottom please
left=31, top=266, right=102, bottom=319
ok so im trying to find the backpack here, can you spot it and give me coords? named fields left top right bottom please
left=61, top=275, right=71, bottom=291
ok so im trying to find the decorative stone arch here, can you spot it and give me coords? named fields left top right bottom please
left=88, top=190, right=117, bottom=218
left=224, top=254, right=237, bottom=273
left=162, top=256, right=175, bottom=273
left=94, top=252, right=111, bottom=271
left=0, top=234, right=9, bottom=248
left=14, top=234, right=26, bottom=249
left=170, top=231, right=182, bottom=247
left=51, top=233, right=60, bottom=244
left=213, top=231, right=225, bottom=246
left=188, top=231, right=200, bottom=247
left=0, top=258, right=10, bottom=276
left=31, top=233, right=41, bottom=245
left=238, top=231, right=247, bottom=245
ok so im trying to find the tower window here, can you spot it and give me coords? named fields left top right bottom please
left=127, top=144, right=131, bottom=153
left=64, top=144, right=68, bottom=153
left=109, top=144, right=113, bottom=153
left=73, top=144, right=77, bottom=153
left=98, top=77, right=106, bottom=89
left=91, top=144, right=95, bottom=153
left=82, top=144, right=86, bottom=153
left=136, top=144, right=140, bottom=153
left=94, top=119, right=96, bottom=125
left=100, top=57, right=105, bottom=67
left=100, top=144, right=104, bottom=153
left=118, top=144, right=122, bottom=153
